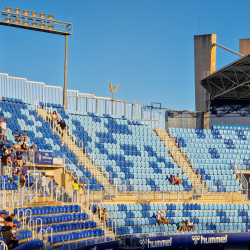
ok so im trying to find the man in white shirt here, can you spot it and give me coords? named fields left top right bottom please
left=41, top=173, right=47, bottom=197
left=187, top=219, right=194, bottom=231
left=156, top=211, right=164, bottom=225
left=1, top=119, right=7, bottom=140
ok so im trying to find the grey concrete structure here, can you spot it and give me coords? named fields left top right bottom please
left=194, top=34, right=216, bottom=112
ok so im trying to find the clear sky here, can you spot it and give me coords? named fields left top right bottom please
left=0, top=0, right=247, bottom=111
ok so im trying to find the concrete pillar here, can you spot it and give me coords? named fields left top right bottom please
left=194, top=34, right=216, bottom=112
left=239, top=39, right=250, bottom=55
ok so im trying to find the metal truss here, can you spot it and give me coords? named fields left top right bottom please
left=201, top=54, right=250, bottom=100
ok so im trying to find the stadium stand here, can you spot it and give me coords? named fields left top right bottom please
left=39, top=104, right=193, bottom=193
left=167, top=127, right=243, bottom=192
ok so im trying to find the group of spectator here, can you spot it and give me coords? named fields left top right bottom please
left=178, top=219, right=194, bottom=232
left=0, top=118, right=37, bottom=190
left=170, top=174, right=183, bottom=186
left=156, top=211, right=194, bottom=231
left=96, top=207, right=109, bottom=223
left=0, top=212, right=19, bottom=248
left=50, top=111, right=66, bottom=137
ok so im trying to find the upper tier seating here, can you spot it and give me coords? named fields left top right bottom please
left=168, top=127, right=242, bottom=192
left=47, top=106, right=192, bottom=192
left=92, top=203, right=250, bottom=235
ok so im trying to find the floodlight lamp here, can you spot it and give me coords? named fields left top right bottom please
left=5, top=17, right=11, bottom=23
left=23, top=20, right=29, bottom=26
left=40, top=23, right=46, bottom=29
left=23, top=10, right=29, bottom=15
left=48, top=25, right=54, bottom=30
left=31, top=11, right=37, bottom=17
left=14, top=18, right=21, bottom=24
left=114, top=84, right=119, bottom=93
left=5, top=7, right=12, bottom=12
left=48, top=14, right=54, bottom=20
left=14, top=8, right=20, bottom=14
left=109, top=83, right=113, bottom=93
left=40, top=13, right=46, bottom=19
left=31, top=22, right=37, bottom=27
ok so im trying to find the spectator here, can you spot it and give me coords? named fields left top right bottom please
left=0, top=212, right=9, bottom=230
left=41, top=173, right=47, bottom=197
left=156, top=211, right=164, bottom=225
left=57, top=120, right=66, bottom=137
left=163, top=210, right=170, bottom=225
left=12, top=130, right=20, bottom=142
left=187, top=219, right=194, bottom=231
left=97, top=206, right=104, bottom=218
left=178, top=221, right=186, bottom=231
left=16, top=148, right=23, bottom=168
left=3, top=226, right=19, bottom=249
left=20, top=175, right=26, bottom=188
left=21, top=138, right=29, bottom=151
left=21, top=162, right=28, bottom=181
left=12, top=169, right=19, bottom=190
left=174, top=174, right=183, bottom=186
left=51, top=111, right=58, bottom=128
left=73, top=179, right=79, bottom=202
left=0, top=115, right=4, bottom=123
left=101, top=208, right=109, bottom=222
left=19, top=131, right=27, bottom=142
left=1, top=150, right=10, bottom=174
left=30, top=143, right=37, bottom=152
left=1, top=119, right=7, bottom=140
left=12, top=141, right=21, bottom=150
left=170, top=174, right=177, bottom=185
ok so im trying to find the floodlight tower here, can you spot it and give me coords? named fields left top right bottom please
left=0, top=6, right=73, bottom=109
left=109, top=83, right=119, bottom=115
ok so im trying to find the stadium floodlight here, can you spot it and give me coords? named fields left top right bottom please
left=109, top=83, right=119, bottom=114
left=0, top=6, right=73, bottom=109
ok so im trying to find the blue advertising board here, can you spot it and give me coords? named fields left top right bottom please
left=135, top=233, right=250, bottom=249
left=77, top=240, right=119, bottom=250
left=36, top=151, right=53, bottom=165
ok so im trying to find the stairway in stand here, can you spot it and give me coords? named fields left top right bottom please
left=155, top=129, right=208, bottom=196
left=35, top=107, right=116, bottom=198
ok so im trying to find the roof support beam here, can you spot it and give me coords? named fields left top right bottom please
left=213, top=43, right=244, bottom=57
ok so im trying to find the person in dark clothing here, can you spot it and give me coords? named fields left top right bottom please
left=3, top=226, right=19, bottom=249
left=57, top=120, right=66, bottom=137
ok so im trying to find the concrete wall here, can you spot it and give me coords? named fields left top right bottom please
left=194, top=34, right=216, bottom=112
left=239, top=39, right=250, bottom=55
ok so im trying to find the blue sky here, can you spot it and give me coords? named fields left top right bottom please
left=0, top=0, right=247, bottom=111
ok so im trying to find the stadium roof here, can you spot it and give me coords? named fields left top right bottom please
left=200, top=53, right=250, bottom=100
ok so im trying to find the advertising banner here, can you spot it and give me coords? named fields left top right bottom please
left=77, top=240, right=119, bottom=250
left=36, top=151, right=53, bottom=165
left=135, top=233, right=250, bottom=249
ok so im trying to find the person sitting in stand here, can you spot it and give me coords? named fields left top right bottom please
left=187, top=219, right=194, bottom=231
left=12, top=141, right=21, bottom=150
left=21, top=162, right=28, bottom=181
left=101, top=208, right=109, bottom=222
left=0, top=115, right=4, bottom=123
left=57, top=120, right=66, bottom=137
left=21, top=138, right=29, bottom=151
left=174, top=174, right=183, bottom=186
left=19, top=131, right=27, bottom=142
left=170, top=174, right=177, bottom=185
left=30, top=143, right=37, bottom=152
left=3, top=226, right=19, bottom=249
left=156, top=211, right=164, bottom=225
left=178, top=221, right=186, bottom=231
left=12, top=130, right=20, bottom=142
left=163, top=210, right=170, bottom=225
left=1, top=119, right=7, bottom=141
